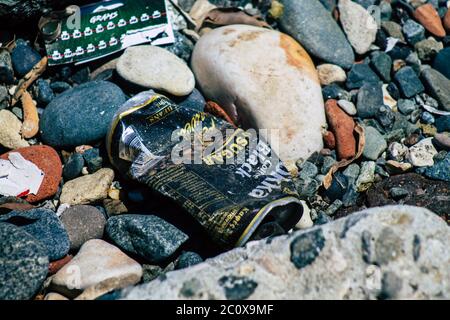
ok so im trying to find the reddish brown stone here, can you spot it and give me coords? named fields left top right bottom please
left=323, top=130, right=336, bottom=149
left=444, top=9, right=450, bottom=33
left=414, top=4, right=446, bottom=38
left=0, top=145, right=62, bottom=203
left=49, top=255, right=73, bottom=275
left=325, top=99, right=356, bottom=160
left=0, top=202, right=34, bottom=213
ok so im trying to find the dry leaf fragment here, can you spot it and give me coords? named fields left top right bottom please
left=12, top=56, right=48, bottom=106
left=20, top=90, right=39, bottom=139
left=196, top=7, right=271, bottom=33
left=205, top=101, right=237, bottom=127
left=323, top=124, right=365, bottom=189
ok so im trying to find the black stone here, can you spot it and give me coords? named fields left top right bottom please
left=218, top=275, right=258, bottom=300
left=0, top=223, right=49, bottom=300
left=346, top=63, right=380, bottom=90
left=394, top=66, right=424, bottom=98
left=290, top=228, right=325, bottom=269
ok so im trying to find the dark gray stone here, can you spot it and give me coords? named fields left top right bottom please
left=60, top=205, right=106, bottom=250
left=176, top=88, right=205, bottom=112
left=379, top=271, right=403, bottom=299
left=363, top=126, right=387, bottom=160
left=0, top=49, right=14, bottom=84
left=40, top=81, right=126, bottom=147
left=436, top=116, right=450, bottom=132
left=389, top=187, right=409, bottom=200
left=370, top=51, right=392, bottom=82
left=0, top=223, right=49, bottom=300
left=290, top=228, right=325, bottom=269
left=375, top=227, right=403, bottom=265
left=218, top=275, right=258, bottom=300
left=106, top=214, right=189, bottom=263
left=421, top=68, right=450, bottom=112
left=279, top=0, right=354, bottom=69
left=0, top=208, right=70, bottom=261
left=376, top=105, right=395, bottom=130
left=33, top=79, right=54, bottom=106
left=50, top=81, right=71, bottom=93
left=82, top=147, right=102, bottom=173
left=0, top=85, right=9, bottom=109
left=402, top=19, right=425, bottom=45
left=175, top=251, right=203, bottom=270
left=322, top=84, right=350, bottom=100
left=394, top=66, right=424, bottom=98
left=423, top=152, right=450, bottom=182
left=63, top=152, right=84, bottom=181
left=163, top=30, right=194, bottom=63
left=357, top=82, right=384, bottom=118
left=397, top=99, right=417, bottom=115
left=347, top=63, right=380, bottom=89
left=433, top=47, right=450, bottom=80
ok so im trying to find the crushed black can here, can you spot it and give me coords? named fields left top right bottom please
left=107, top=91, right=303, bottom=249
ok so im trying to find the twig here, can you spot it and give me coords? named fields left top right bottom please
left=11, top=56, right=48, bottom=106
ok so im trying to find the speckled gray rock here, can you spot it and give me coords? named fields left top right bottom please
left=116, top=205, right=450, bottom=300
left=0, top=223, right=49, bottom=300
left=279, top=0, right=354, bottom=69
left=60, top=205, right=106, bottom=250
left=40, top=81, right=126, bottom=148
left=0, top=208, right=69, bottom=261
left=421, top=68, right=450, bottom=112
left=106, top=214, right=189, bottom=263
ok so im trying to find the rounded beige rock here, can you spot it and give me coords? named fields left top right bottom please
left=191, top=25, right=326, bottom=171
left=0, top=110, right=29, bottom=149
left=117, top=45, right=195, bottom=96
left=317, top=64, right=347, bottom=85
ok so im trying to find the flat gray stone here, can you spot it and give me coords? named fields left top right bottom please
left=279, top=0, right=354, bottom=69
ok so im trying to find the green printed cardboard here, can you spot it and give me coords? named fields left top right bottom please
left=44, top=0, right=174, bottom=65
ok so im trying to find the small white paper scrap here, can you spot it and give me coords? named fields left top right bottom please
left=0, top=152, right=45, bottom=197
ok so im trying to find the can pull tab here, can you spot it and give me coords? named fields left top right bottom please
left=38, top=5, right=79, bottom=43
